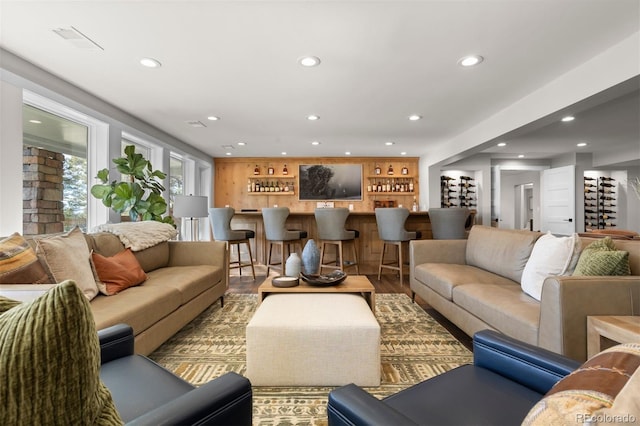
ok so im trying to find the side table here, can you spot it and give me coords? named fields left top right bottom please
left=586, top=316, right=640, bottom=358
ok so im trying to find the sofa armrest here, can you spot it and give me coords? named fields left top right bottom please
left=98, top=324, right=135, bottom=364
left=473, top=330, right=580, bottom=395
left=409, top=239, right=468, bottom=267
left=126, top=372, right=252, bottom=426
left=167, top=240, right=227, bottom=268
left=327, top=383, right=418, bottom=426
left=538, top=275, right=640, bottom=362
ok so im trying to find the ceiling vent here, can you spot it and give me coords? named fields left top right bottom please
left=221, top=145, right=235, bottom=150
left=186, top=120, right=206, bottom=128
left=52, top=26, right=103, bottom=50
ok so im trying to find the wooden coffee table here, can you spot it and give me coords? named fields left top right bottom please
left=587, top=316, right=640, bottom=358
left=258, top=275, right=376, bottom=313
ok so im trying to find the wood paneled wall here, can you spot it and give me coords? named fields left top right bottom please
left=214, top=157, right=420, bottom=212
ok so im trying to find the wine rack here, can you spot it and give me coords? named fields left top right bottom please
left=440, top=175, right=477, bottom=208
left=584, top=176, right=616, bottom=230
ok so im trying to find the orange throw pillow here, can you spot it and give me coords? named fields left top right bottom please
left=91, top=248, right=147, bottom=295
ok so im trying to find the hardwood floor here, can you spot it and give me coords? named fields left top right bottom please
left=228, top=271, right=473, bottom=351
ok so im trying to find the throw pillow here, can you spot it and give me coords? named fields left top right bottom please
left=572, top=237, right=630, bottom=276
left=523, top=343, right=640, bottom=426
left=0, top=232, right=49, bottom=284
left=92, top=248, right=147, bottom=295
left=35, top=227, right=99, bottom=300
left=521, top=232, right=580, bottom=301
left=0, top=280, right=123, bottom=425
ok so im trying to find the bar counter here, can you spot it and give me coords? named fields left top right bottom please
left=230, top=210, right=432, bottom=275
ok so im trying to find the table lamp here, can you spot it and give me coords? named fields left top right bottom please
left=173, top=195, right=208, bottom=241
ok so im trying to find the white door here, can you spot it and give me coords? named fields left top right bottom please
left=541, top=165, right=575, bottom=235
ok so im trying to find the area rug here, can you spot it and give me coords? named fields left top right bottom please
left=150, top=293, right=473, bottom=425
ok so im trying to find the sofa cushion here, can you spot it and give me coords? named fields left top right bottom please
left=92, top=248, right=148, bottom=295
left=573, top=237, right=630, bottom=276
left=414, top=263, right=519, bottom=301
left=35, top=227, right=99, bottom=300
left=453, top=284, right=540, bottom=345
left=90, top=284, right=181, bottom=333
left=0, top=232, right=49, bottom=284
left=143, top=265, right=224, bottom=304
left=86, top=233, right=170, bottom=273
left=523, top=343, right=640, bottom=425
left=521, top=232, right=581, bottom=301
left=0, top=280, right=122, bottom=425
left=465, top=226, right=541, bottom=283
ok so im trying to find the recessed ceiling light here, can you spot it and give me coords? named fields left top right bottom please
left=311, top=141, right=320, bottom=146
left=307, top=114, right=320, bottom=121
left=458, top=55, right=484, bottom=67
left=561, top=116, right=575, bottom=122
left=408, top=114, right=422, bottom=121
left=345, top=151, right=351, bottom=155
left=237, top=142, right=246, bottom=146
left=207, top=116, right=219, bottom=121
left=518, top=154, right=525, bottom=158
left=497, top=142, right=507, bottom=147
left=385, top=141, right=395, bottom=146
left=298, top=56, right=321, bottom=67
left=140, top=57, right=162, bottom=68
left=577, top=142, right=588, bottom=147
left=400, top=152, right=407, bottom=156
left=281, top=152, right=287, bottom=155
left=225, top=152, right=232, bottom=156
left=29, top=120, right=42, bottom=124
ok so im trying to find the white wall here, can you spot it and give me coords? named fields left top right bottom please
left=0, top=80, right=24, bottom=236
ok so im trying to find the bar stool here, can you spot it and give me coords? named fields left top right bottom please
left=315, top=207, right=359, bottom=274
left=375, top=207, right=422, bottom=286
left=209, top=207, right=256, bottom=279
left=428, top=207, right=470, bottom=239
left=262, top=207, right=308, bottom=276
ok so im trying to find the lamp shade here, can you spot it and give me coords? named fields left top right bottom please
left=173, top=195, right=208, bottom=218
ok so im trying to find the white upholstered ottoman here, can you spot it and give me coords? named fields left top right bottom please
left=246, top=293, right=380, bottom=386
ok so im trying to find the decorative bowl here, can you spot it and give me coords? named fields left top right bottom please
left=272, top=276, right=300, bottom=288
left=300, top=270, right=347, bottom=286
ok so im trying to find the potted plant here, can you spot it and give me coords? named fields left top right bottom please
left=91, top=145, right=175, bottom=226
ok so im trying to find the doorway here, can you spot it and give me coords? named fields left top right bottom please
left=515, top=183, right=534, bottom=230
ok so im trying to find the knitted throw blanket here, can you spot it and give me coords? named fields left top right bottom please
left=93, top=221, right=178, bottom=252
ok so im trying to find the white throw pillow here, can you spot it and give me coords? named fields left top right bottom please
left=521, top=232, right=579, bottom=301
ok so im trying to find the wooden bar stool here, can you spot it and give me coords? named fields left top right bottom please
left=374, top=207, right=421, bottom=286
left=315, top=207, right=359, bottom=274
left=209, top=207, right=256, bottom=279
left=262, top=207, right=307, bottom=276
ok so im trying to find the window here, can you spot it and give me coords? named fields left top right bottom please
left=23, top=104, right=89, bottom=233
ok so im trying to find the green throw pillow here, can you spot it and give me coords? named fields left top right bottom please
left=0, top=280, right=123, bottom=425
left=572, top=237, right=630, bottom=276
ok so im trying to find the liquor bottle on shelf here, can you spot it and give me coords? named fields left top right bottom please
left=412, top=196, right=418, bottom=212
left=255, top=181, right=261, bottom=192
left=387, top=164, right=394, bottom=175
left=254, top=165, right=260, bottom=175
left=267, top=165, right=275, bottom=175
left=247, top=179, right=252, bottom=193
left=374, top=164, right=382, bottom=175
left=402, top=165, right=409, bottom=175
left=408, top=180, right=414, bottom=192
left=367, top=181, right=372, bottom=192
left=282, top=164, right=288, bottom=175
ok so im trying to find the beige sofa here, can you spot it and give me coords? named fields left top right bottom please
left=86, top=232, right=228, bottom=355
left=410, top=225, right=640, bottom=361
left=2, top=232, right=228, bottom=355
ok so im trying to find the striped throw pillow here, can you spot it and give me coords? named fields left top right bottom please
left=0, top=232, right=49, bottom=284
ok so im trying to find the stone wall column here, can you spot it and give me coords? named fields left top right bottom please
left=22, top=146, right=64, bottom=235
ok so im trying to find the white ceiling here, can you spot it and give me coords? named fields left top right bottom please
left=1, top=0, right=639, bottom=163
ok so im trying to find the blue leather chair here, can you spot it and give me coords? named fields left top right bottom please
left=99, top=324, right=253, bottom=425
left=327, top=330, right=580, bottom=426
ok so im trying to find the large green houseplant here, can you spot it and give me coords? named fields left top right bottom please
left=91, top=145, right=175, bottom=225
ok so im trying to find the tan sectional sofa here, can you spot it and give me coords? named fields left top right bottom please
left=86, top=232, right=228, bottom=355
left=410, top=225, right=640, bottom=361
left=2, top=232, right=228, bottom=356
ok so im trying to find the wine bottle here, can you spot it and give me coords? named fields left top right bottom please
left=600, top=195, right=615, bottom=200
left=441, top=176, right=454, bottom=181
left=460, top=175, right=473, bottom=180
left=584, top=189, right=595, bottom=193
left=584, top=184, right=596, bottom=188
left=598, top=189, right=615, bottom=194
left=599, top=182, right=615, bottom=187
left=583, top=176, right=595, bottom=181
left=599, top=177, right=615, bottom=181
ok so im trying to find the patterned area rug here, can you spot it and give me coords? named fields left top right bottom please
left=150, top=293, right=472, bottom=425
